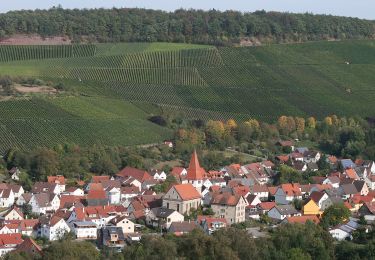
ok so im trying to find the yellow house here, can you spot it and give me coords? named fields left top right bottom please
left=302, top=198, right=321, bottom=215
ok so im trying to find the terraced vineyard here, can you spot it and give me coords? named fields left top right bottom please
left=0, top=41, right=375, bottom=152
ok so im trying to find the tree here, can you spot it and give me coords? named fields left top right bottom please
left=43, top=240, right=100, bottom=260
left=205, top=120, right=225, bottom=147
left=30, top=148, right=58, bottom=181
left=295, top=117, right=305, bottom=135
left=321, top=203, right=351, bottom=228
left=306, top=117, right=316, bottom=129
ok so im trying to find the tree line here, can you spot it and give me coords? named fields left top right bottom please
left=0, top=7, right=374, bottom=45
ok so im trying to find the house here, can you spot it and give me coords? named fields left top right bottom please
left=246, top=194, right=261, bottom=207
left=40, top=216, right=70, bottom=241
left=116, top=167, right=152, bottom=183
left=358, top=202, right=375, bottom=222
left=268, top=205, right=301, bottom=221
left=257, top=202, right=276, bottom=215
left=68, top=205, right=126, bottom=228
left=150, top=170, right=167, bottom=181
left=310, top=191, right=329, bottom=210
left=170, top=167, right=187, bottom=178
left=105, top=186, right=121, bottom=205
left=71, top=221, right=97, bottom=239
left=10, top=219, right=39, bottom=236
left=250, top=185, right=269, bottom=201
left=0, top=189, right=15, bottom=207
left=86, top=190, right=109, bottom=206
left=182, top=150, right=206, bottom=194
left=168, top=221, right=198, bottom=236
left=293, top=161, right=307, bottom=172
left=329, top=218, right=359, bottom=240
left=16, top=193, right=32, bottom=206
left=0, top=233, right=23, bottom=257
left=323, top=176, right=340, bottom=189
left=365, top=175, right=375, bottom=190
left=341, top=159, right=356, bottom=169
left=59, top=195, right=84, bottom=209
left=197, top=216, right=227, bottom=235
left=307, top=162, right=319, bottom=172
left=303, top=151, right=321, bottom=163
left=9, top=167, right=20, bottom=181
left=211, top=192, right=248, bottom=224
left=108, top=215, right=135, bottom=234
left=13, top=237, right=42, bottom=258
left=302, top=198, right=321, bottom=215
left=64, top=187, right=84, bottom=196
left=120, top=186, right=139, bottom=203
left=276, top=140, right=295, bottom=151
left=147, top=207, right=184, bottom=230
left=99, top=226, right=126, bottom=250
left=344, top=168, right=360, bottom=180
left=353, top=180, right=369, bottom=196
left=91, top=175, right=111, bottom=184
left=275, top=184, right=302, bottom=205
left=162, top=184, right=201, bottom=215
left=327, top=156, right=338, bottom=169
left=282, top=215, right=320, bottom=224
left=29, top=193, right=60, bottom=214
left=350, top=194, right=374, bottom=211
left=2, top=206, right=24, bottom=220
left=339, top=183, right=359, bottom=200
left=47, top=175, right=66, bottom=193
left=32, top=182, right=60, bottom=195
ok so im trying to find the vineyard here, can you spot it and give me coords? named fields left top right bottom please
left=0, top=41, right=374, bottom=152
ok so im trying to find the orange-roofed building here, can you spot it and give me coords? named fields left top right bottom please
left=275, top=183, right=302, bottom=205
left=116, top=167, right=152, bottom=183
left=283, top=215, right=320, bottom=224
left=91, top=175, right=110, bottom=183
left=47, top=175, right=65, bottom=185
left=182, top=150, right=206, bottom=194
left=162, top=184, right=201, bottom=215
left=0, top=233, right=23, bottom=256
left=344, top=168, right=360, bottom=180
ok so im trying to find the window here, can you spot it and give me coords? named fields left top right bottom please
left=167, top=203, right=170, bottom=209
left=177, top=204, right=179, bottom=212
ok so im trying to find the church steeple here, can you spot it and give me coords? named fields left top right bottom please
left=186, top=150, right=204, bottom=181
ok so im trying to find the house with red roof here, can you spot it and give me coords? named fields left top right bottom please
left=13, top=237, right=42, bottom=258
left=275, top=184, right=302, bottom=205
left=197, top=215, right=227, bottom=235
left=86, top=189, right=109, bottom=207
left=162, top=184, right=201, bottom=215
left=116, top=167, right=152, bottom=183
left=358, top=202, right=375, bottom=222
left=0, top=233, right=23, bottom=257
left=282, top=215, right=320, bottom=224
left=47, top=175, right=66, bottom=193
left=2, top=206, right=24, bottom=221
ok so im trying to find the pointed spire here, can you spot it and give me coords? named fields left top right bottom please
left=186, top=150, right=204, bottom=180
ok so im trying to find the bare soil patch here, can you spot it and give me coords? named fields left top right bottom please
left=0, top=34, right=71, bottom=45
left=14, top=84, right=57, bottom=94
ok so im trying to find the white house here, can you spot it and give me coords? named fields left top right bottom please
left=64, top=187, right=84, bottom=196
left=329, top=219, right=359, bottom=240
left=0, top=189, right=15, bottom=208
left=108, top=215, right=135, bottom=234
left=146, top=207, right=184, bottom=229
left=150, top=170, right=167, bottom=181
left=29, top=193, right=60, bottom=214
left=9, top=167, right=20, bottom=181
left=40, top=216, right=70, bottom=241
left=71, top=221, right=97, bottom=239
left=106, top=187, right=121, bottom=205
left=3, top=207, right=24, bottom=220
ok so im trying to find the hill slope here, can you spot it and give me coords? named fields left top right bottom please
left=0, top=41, right=374, bottom=151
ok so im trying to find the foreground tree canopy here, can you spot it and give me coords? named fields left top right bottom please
left=0, top=8, right=374, bottom=44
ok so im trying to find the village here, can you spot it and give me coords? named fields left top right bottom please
left=0, top=139, right=373, bottom=257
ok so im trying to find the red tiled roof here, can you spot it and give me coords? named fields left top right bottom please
left=258, top=202, right=276, bottom=210
left=211, top=192, right=242, bottom=206
left=186, top=150, right=205, bottom=181
left=232, top=186, right=250, bottom=197
left=0, top=233, right=23, bottom=246
left=117, top=167, right=152, bottom=182
left=87, top=190, right=107, bottom=200
left=47, top=175, right=65, bottom=185
left=351, top=194, right=373, bottom=204
left=60, top=195, right=84, bottom=208
left=172, top=184, right=201, bottom=201
left=170, top=167, right=186, bottom=176
left=276, top=155, right=290, bottom=162
left=14, top=237, right=42, bottom=255
left=281, top=183, right=302, bottom=196
left=286, top=215, right=319, bottom=224
left=345, top=169, right=359, bottom=180
left=268, top=186, right=279, bottom=196
left=91, top=175, right=110, bottom=183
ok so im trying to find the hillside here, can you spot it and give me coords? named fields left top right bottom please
left=0, top=40, right=374, bottom=152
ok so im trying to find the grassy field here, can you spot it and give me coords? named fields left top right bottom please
left=0, top=41, right=374, bottom=151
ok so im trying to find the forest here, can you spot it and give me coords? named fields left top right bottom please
left=0, top=7, right=374, bottom=45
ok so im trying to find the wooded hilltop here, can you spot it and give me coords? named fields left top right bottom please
left=0, top=7, right=374, bottom=45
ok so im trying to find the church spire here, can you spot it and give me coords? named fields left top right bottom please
left=186, top=150, right=204, bottom=180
